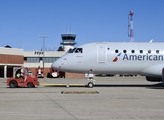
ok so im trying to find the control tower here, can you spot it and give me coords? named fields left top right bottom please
left=60, top=33, right=76, bottom=51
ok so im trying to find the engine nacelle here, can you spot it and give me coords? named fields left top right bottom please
left=145, top=76, right=162, bottom=82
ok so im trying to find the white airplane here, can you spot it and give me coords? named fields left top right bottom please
left=51, top=42, right=164, bottom=87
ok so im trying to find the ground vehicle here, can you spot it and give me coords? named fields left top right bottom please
left=48, top=68, right=59, bottom=78
left=7, top=67, right=39, bottom=88
left=35, top=66, right=44, bottom=78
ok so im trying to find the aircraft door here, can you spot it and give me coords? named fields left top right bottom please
left=97, top=43, right=107, bottom=63
left=74, top=48, right=83, bottom=64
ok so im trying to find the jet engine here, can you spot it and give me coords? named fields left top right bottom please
left=145, top=76, right=162, bottom=82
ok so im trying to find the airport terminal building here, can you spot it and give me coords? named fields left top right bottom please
left=0, top=33, right=85, bottom=78
left=0, top=46, right=24, bottom=78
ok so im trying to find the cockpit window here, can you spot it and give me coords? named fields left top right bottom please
left=68, top=48, right=83, bottom=53
left=68, top=48, right=76, bottom=53
left=75, top=48, right=83, bottom=53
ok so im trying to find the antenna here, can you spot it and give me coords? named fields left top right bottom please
left=128, top=10, right=134, bottom=42
left=128, top=15, right=130, bottom=38
left=70, top=25, right=71, bottom=33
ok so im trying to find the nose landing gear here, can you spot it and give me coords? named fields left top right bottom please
left=87, top=78, right=95, bottom=88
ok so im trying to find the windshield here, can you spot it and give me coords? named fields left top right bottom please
left=68, top=48, right=83, bottom=53
left=74, top=48, right=83, bottom=53
left=68, top=48, right=76, bottom=53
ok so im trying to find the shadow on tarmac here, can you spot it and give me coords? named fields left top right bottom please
left=94, top=83, right=164, bottom=89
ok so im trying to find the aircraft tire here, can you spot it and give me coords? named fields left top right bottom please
left=9, top=80, right=18, bottom=88
left=87, top=82, right=94, bottom=88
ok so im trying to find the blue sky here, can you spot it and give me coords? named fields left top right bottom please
left=0, top=0, right=164, bottom=51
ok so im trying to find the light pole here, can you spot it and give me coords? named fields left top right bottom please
left=39, top=35, right=48, bottom=69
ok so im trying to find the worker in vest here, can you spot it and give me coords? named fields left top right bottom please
left=16, top=72, right=21, bottom=78
left=38, top=66, right=41, bottom=75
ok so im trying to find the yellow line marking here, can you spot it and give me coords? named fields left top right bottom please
left=40, top=84, right=86, bottom=87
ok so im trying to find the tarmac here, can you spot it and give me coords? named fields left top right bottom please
left=1, top=76, right=164, bottom=120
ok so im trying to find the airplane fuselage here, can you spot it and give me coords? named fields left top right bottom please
left=52, top=42, right=164, bottom=81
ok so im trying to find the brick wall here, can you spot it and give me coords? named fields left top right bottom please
left=0, top=54, right=23, bottom=64
left=28, top=67, right=85, bottom=78
left=65, top=72, right=85, bottom=78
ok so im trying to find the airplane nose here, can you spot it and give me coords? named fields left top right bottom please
left=51, top=61, right=60, bottom=70
left=51, top=58, right=66, bottom=71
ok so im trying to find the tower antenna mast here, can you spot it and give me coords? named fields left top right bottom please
left=128, top=10, right=134, bottom=42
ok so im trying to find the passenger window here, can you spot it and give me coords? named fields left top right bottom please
left=148, top=50, right=151, bottom=53
left=140, top=50, right=143, bottom=53
left=131, top=50, right=135, bottom=53
left=156, top=50, right=159, bottom=54
left=123, top=50, right=127, bottom=53
left=75, top=48, right=83, bottom=53
left=115, top=50, right=119, bottom=53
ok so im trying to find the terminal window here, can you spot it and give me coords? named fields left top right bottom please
left=27, top=57, right=39, bottom=63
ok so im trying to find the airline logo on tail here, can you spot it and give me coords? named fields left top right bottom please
left=113, top=52, right=122, bottom=62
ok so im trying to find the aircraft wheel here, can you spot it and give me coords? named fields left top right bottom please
left=9, top=80, right=18, bottom=88
left=88, top=82, right=94, bottom=88
left=27, top=82, right=34, bottom=88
